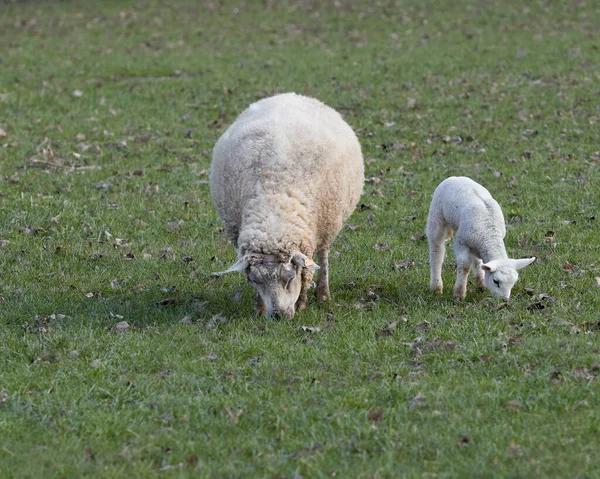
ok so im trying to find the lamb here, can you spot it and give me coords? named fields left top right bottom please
left=209, top=93, right=364, bottom=318
left=426, top=176, right=535, bottom=300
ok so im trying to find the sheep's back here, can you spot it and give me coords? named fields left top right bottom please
left=210, top=93, right=364, bottom=245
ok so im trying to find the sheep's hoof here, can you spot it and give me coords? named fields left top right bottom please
left=430, top=282, right=443, bottom=294
left=255, top=297, right=267, bottom=316
left=295, top=294, right=308, bottom=311
left=475, top=277, right=485, bottom=289
left=316, top=286, right=331, bottom=302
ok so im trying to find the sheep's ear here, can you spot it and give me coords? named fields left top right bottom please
left=211, top=257, right=249, bottom=277
left=510, top=257, right=536, bottom=270
left=291, top=253, right=320, bottom=271
left=481, top=260, right=500, bottom=273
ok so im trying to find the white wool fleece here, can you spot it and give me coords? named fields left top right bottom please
left=210, top=93, right=364, bottom=317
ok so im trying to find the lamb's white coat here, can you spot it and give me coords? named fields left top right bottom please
left=426, top=176, right=535, bottom=300
left=210, top=93, right=364, bottom=317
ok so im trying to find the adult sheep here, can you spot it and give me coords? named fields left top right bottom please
left=210, top=93, right=364, bottom=319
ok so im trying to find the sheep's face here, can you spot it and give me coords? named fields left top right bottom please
left=212, top=252, right=320, bottom=318
left=246, top=258, right=303, bottom=319
left=482, top=257, right=536, bottom=300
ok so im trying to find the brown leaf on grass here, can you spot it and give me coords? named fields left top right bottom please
left=376, top=321, right=398, bottom=339
left=297, top=326, right=321, bottom=334
left=410, top=233, right=426, bottom=242
left=157, top=297, right=177, bottom=306
left=122, top=253, right=135, bottom=261
left=423, top=337, right=456, bottom=353
left=504, top=399, right=522, bottom=410
left=223, top=407, right=242, bottom=424
left=248, top=354, right=263, bottom=365
left=508, top=334, right=522, bottom=345
left=0, top=240, right=10, bottom=248
left=526, top=292, right=555, bottom=311
left=573, top=366, right=595, bottom=381
left=409, top=393, right=427, bottom=408
left=0, top=390, right=8, bottom=402
left=550, top=365, right=562, bottom=383
left=507, top=441, right=523, bottom=456
left=114, top=321, right=130, bottom=333
left=167, top=220, right=184, bottom=232
left=394, top=259, right=415, bottom=270
left=563, top=263, right=574, bottom=272
left=84, top=446, right=95, bottom=461
left=367, top=408, right=384, bottom=421
left=373, top=243, right=389, bottom=251
left=26, top=315, right=54, bottom=333
left=457, top=436, right=470, bottom=447
left=0, top=128, right=7, bottom=139
left=480, top=355, right=492, bottom=363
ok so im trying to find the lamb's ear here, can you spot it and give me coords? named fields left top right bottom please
left=481, top=260, right=500, bottom=273
left=510, top=257, right=536, bottom=270
left=211, top=257, right=249, bottom=277
left=291, top=253, right=320, bottom=271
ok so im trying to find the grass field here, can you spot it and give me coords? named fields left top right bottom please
left=1, top=0, right=599, bottom=477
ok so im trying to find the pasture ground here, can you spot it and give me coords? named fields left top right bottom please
left=1, top=0, right=599, bottom=477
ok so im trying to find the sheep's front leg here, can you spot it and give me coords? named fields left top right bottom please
left=453, top=244, right=471, bottom=300
left=315, top=248, right=330, bottom=301
left=471, top=256, right=485, bottom=289
left=427, top=229, right=446, bottom=294
left=255, top=292, right=267, bottom=316
left=295, top=267, right=312, bottom=311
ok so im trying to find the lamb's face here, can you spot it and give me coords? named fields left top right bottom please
left=483, top=263, right=518, bottom=300
left=246, top=260, right=303, bottom=319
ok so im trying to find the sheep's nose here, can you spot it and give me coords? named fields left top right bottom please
left=271, top=310, right=282, bottom=319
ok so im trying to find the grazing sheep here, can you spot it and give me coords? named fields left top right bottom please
left=210, top=93, right=364, bottom=318
left=426, top=176, right=535, bottom=300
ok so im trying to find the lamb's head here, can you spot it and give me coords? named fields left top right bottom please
left=481, top=257, right=536, bottom=300
left=212, top=252, right=319, bottom=319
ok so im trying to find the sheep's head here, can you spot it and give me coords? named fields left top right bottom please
left=212, top=252, right=319, bottom=318
left=481, top=257, right=536, bottom=300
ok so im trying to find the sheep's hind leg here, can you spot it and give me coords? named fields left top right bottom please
left=453, top=243, right=471, bottom=300
left=427, top=225, right=447, bottom=294
left=315, top=248, right=330, bottom=301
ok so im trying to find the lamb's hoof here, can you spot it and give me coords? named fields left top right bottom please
left=453, top=289, right=467, bottom=300
left=430, top=282, right=443, bottom=294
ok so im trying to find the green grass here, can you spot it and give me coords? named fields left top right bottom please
left=1, top=0, right=599, bottom=477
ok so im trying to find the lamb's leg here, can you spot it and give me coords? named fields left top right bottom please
left=427, top=225, right=447, bottom=294
left=255, top=292, right=266, bottom=316
left=315, top=248, right=330, bottom=301
left=453, top=244, right=471, bottom=300
left=295, top=267, right=312, bottom=311
left=471, top=256, right=485, bottom=289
